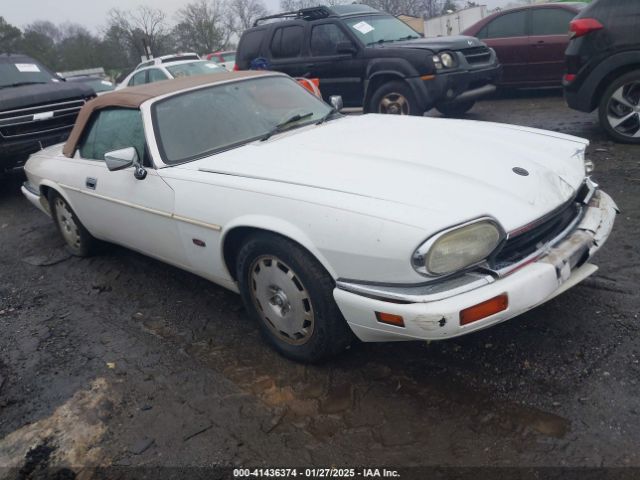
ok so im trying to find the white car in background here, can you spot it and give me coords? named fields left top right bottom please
left=117, top=56, right=226, bottom=89
left=22, top=71, right=617, bottom=363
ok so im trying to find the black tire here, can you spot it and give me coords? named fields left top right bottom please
left=236, top=232, right=353, bottom=363
left=368, top=80, right=423, bottom=116
left=435, top=100, right=476, bottom=117
left=598, top=70, right=640, bottom=144
left=48, top=190, right=98, bottom=257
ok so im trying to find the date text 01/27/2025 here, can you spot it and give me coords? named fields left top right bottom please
left=233, top=468, right=401, bottom=478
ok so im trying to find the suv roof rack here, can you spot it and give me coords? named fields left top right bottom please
left=253, top=6, right=334, bottom=26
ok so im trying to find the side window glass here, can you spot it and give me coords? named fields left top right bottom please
left=531, top=9, right=576, bottom=36
left=270, top=26, right=304, bottom=58
left=485, top=11, right=528, bottom=38
left=79, top=114, right=100, bottom=160
left=129, top=71, right=147, bottom=86
left=80, top=108, right=146, bottom=161
left=310, top=24, right=352, bottom=56
left=148, top=69, right=168, bottom=83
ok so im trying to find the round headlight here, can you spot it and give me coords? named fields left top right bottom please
left=413, top=220, right=502, bottom=276
left=439, top=52, right=455, bottom=68
left=432, top=55, right=443, bottom=69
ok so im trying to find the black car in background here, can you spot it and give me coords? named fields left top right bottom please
left=236, top=4, right=501, bottom=116
left=563, top=0, right=640, bottom=143
left=0, top=54, right=95, bottom=173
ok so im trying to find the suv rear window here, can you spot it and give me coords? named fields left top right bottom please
left=270, top=26, right=304, bottom=58
left=238, top=29, right=266, bottom=64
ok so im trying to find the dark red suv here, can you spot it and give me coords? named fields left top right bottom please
left=463, top=2, right=585, bottom=87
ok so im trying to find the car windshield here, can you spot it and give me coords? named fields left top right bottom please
left=153, top=76, right=333, bottom=165
left=0, top=60, right=57, bottom=88
left=221, top=53, right=236, bottom=62
left=166, top=61, right=225, bottom=78
left=343, top=15, right=421, bottom=46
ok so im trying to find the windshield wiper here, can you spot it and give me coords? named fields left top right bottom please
left=261, top=112, right=313, bottom=141
left=0, top=81, right=48, bottom=90
left=366, top=39, right=396, bottom=46
left=395, top=35, right=420, bottom=41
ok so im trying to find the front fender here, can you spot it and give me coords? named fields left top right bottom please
left=220, top=214, right=339, bottom=279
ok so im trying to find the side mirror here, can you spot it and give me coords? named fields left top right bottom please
left=330, top=95, right=343, bottom=112
left=336, top=42, right=357, bottom=55
left=105, top=147, right=147, bottom=180
left=105, top=147, right=137, bottom=171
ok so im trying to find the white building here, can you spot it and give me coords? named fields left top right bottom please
left=424, top=5, right=488, bottom=37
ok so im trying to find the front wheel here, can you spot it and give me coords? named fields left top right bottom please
left=49, top=191, right=98, bottom=257
left=598, top=70, right=640, bottom=144
left=236, top=233, right=353, bottom=363
left=436, top=100, right=475, bottom=117
left=368, top=80, right=422, bottom=116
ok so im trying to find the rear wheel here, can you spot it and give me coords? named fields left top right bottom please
left=369, top=80, right=422, bottom=116
left=436, top=100, right=476, bottom=117
left=598, top=70, right=640, bottom=144
left=49, top=191, right=97, bottom=257
left=236, top=233, right=353, bottom=363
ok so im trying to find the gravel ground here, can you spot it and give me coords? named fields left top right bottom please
left=0, top=90, right=638, bottom=478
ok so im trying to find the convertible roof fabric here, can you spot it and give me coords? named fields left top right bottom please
left=62, top=70, right=275, bottom=158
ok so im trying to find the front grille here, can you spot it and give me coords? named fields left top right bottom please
left=0, top=99, right=86, bottom=140
left=462, top=46, right=492, bottom=65
left=491, top=202, right=582, bottom=270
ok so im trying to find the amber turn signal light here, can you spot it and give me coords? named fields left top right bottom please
left=375, top=312, right=405, bottom=327
left=460, top=294, right=508, bottom=326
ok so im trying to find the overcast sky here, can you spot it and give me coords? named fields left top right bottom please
left=3, top=0, right=514, bottom=31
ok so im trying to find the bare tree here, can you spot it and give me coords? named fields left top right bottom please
left=107, top=5, right=171, bottom=60
left=0, top=17, right=22, bottom=54
left=230, top=0, right=268, bottom=31
left=173, top=0, right=234, bottom=54
left=279, top=0, right=347, bottom=11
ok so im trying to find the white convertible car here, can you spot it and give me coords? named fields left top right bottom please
left=22, top=71, right=617, bottom=362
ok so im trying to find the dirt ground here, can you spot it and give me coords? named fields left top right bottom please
left=0, top=90, right=639, bottom=479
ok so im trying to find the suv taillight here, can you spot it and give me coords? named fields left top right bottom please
left=569, top=18, right=604, bottom=38
left=233, top=63, right=240, bottom=71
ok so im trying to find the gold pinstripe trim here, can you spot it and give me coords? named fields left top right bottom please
left=59, top=183, right=222, bottom=232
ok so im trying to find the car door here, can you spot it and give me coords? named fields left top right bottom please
left=61, top=107, right=188, bottom=267
left=477, top=9, right=530, bottom=85
left=307, top=22, right=365, bottom=107
left=529, top=7, right=577, bottom=85
left=267, top=24, right=309, bottom=77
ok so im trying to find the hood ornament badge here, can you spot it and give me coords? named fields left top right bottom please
left=513, top=167, right=529, bottom=177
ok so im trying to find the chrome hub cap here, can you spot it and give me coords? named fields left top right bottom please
left=249, top=256, right=314, bottom=345
left=55, top=198, right=81, bottom=250
left=607, top=82, right=640, bottom=138
left=379, top=93, right=409, bottom=115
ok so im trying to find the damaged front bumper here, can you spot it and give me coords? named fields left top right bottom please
left=334, top=189, right=618, bottom=342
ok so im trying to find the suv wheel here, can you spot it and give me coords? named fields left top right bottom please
left=369, top=80, right=422, bottom=116
left=236, top=233, right=353, bottom=363
left=599, top=71, right=640, bottom=144
left=436, top=100, right=476, bottom=117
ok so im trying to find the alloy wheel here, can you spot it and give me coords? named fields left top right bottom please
left=606, top=82, right=640, bottom=139
left=249, top=256, right=315, bottom=345
left=378, top=93, right=410, bottom=115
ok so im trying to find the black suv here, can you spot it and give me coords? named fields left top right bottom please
left=0, top=54, right=95, bottom=173
left=564, top=0, right=640, bottom=143
left=236, top=4, right=501, bottom=116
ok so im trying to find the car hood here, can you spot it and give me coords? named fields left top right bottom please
left=177, top=115, right=588, bottom=233
left=0, top=81, right=95, bottom=111
left=381, top=35, right=487, bottom=53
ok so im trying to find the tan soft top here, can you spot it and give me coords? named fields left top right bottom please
left=62, top=70, right=274, bottom=158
